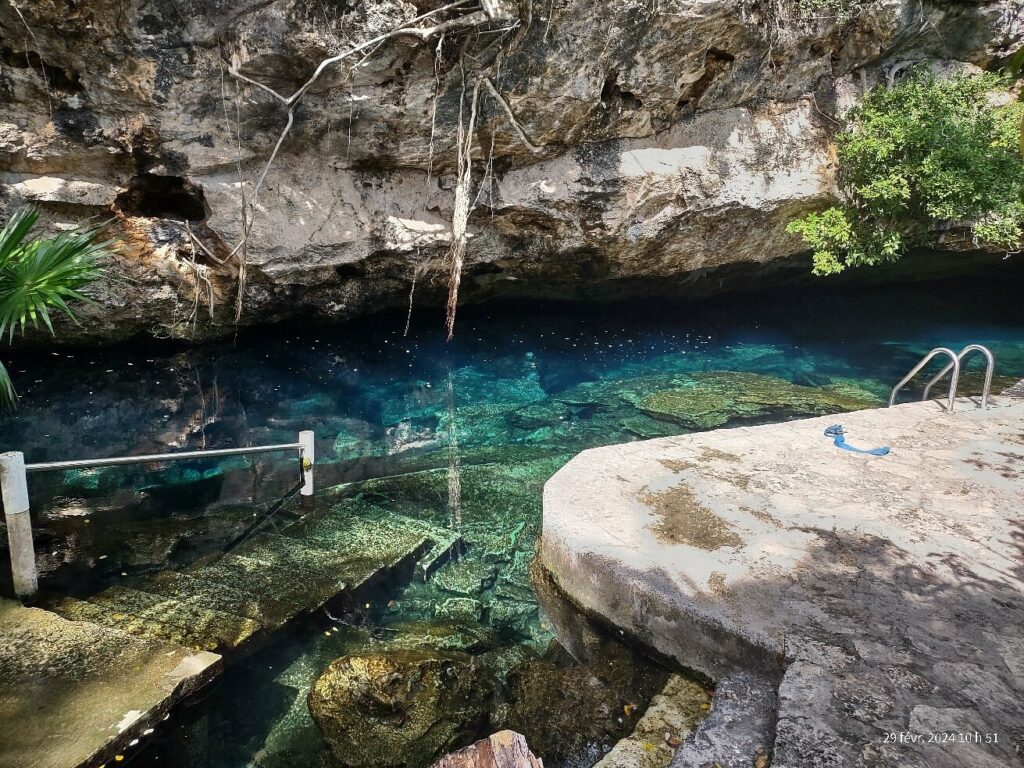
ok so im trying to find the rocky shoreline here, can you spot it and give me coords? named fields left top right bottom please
left=1, top=0, right=1020, bottom=344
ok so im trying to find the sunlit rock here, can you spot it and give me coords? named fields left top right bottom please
left=308, top=651, right=491, bottom=768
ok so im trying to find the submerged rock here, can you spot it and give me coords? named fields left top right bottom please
left=434, top=559, right=499, bottom=598
left=383, top=621, right=498, bottom=654
left=638, top=371, right=881, bottom=429
left=436, top=597, right=485, bottom=624
left=593, top=674, right=710, bottom=768
left=308, top=650, right=491, bottom=768
left=504, top=648, right=670, bottom=766
left=432, top=730, right=543, bottom=768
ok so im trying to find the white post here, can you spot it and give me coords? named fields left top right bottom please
left=1, top=451, right=38, bottom=601
left=299, top=431, right=315, bottom=496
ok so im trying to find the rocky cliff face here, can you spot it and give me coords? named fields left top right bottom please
left=0, top=0, right=1020, bottom=342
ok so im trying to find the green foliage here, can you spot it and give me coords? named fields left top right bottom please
left=787, top=70, right=1024, bottom=275
left=0, top=206, right=111, bottom=408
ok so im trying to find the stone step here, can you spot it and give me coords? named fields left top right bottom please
left=162, top=510, right=434, bottom=625
left=232, top=531, right=389, bottom=591
left=44, top=594, right=215, bottom=652
left=283, top=506, right=461, bottom=582
left=0, top=598, right=219, bottom=768
left=136, top=569, right=298, bottom=628
left=182, top=553, right=322, bottom=617
left=45, top=586, right=262, bottom=652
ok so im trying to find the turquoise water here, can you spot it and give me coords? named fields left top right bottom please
left=2, top=272, right=1024, bottom=766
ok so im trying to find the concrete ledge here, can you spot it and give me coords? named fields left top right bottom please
left=541, top=398, right=1024, bottom=767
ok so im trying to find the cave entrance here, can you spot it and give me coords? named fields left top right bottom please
left=115, top=174, right=208, bottom=221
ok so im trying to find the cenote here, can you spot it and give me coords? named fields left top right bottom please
left=3, top=269, right=1024, bottom=768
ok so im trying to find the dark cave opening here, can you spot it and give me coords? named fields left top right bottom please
left=114, top=174, right=208, bottom=221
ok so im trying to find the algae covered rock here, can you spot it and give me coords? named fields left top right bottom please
left=383, top=621, right=498, bottom=654
left=308, top=650, right=490, bottom=768
left=593, top=674, right=711, bottom=768
left=504, top=648, right=670, bottom=766
left=638, top=371, right=882, bottom=429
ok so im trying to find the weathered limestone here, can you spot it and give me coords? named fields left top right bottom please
left=594, top=674, right=710, bottom=768
left=542, top=398, right=1024, bottom=767
left=669, top=671, right=777, bottom=768
left=0, top=598, right=219, bottom=768
left=0, top=0, right=1020, bottom=342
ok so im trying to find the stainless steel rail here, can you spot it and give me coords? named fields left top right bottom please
left=2, top=431, right=315, bottom=601
left=25, top=442, right=303, bottom=472
left=921, top=344, right=995, bottom=409
left=888, top=347, right=961, bottom=412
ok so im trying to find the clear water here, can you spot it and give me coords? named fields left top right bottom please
left=2, top=271, right=1024, bottom=767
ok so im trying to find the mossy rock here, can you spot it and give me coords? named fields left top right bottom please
left=308, top=650, right=490, bottom=768
left=382, top=621, right=497, bottom=654
left=503, top=651, right=670, bottom=766
left=638, top=371, right=882, bottom=429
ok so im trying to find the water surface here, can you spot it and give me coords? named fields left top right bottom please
left=2, top=271, right=1023, bottom=767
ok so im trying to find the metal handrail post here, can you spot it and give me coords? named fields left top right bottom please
left=922, top=344, right=995, bottom=409
left=4, top=431, right=315, bottom=602
left=1, top=451, right=38, bottom=601
left=299, top=431, right=314, bottom=496
left=889, top=347, right=961, bottom=412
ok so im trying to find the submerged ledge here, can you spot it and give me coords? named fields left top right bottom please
left=540, top=396, right=1024, bottom=767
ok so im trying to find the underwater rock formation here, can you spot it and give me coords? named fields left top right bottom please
left=308, top=650, right=492, bottom=768
left=637, top=371, right=882, bottom=429
left=0, top=0, right=1019, bottom=342
left=504, top=644, right=671, bottom=766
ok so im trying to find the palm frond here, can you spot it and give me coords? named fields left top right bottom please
left=0, top=206, right=40, bottom=264
left=0, top=359, right=15, bottom=410
left=0, top=206, right=112, bottom=408
left=0, top=210, right=110, bottom=340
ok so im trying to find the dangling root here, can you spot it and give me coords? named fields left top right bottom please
left=445, top=75, right=482, bottom=341
left=404, top=248, right=430, bottom=337
left=444, top=366, right=463, bottom=532
left=426, top=34, right=446, bottom=186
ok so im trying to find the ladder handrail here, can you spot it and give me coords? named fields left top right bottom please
left=888, top=347, right=961, bottom=412
left=921, top=344, right=995, bottom=409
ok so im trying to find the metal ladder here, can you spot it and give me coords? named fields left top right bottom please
left=889, top=344, right=995, bottom=412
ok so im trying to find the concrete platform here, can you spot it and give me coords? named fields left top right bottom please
left=3, top=502, right=460, bottom=767
left=0, top=599, right=219, bottom=768
left=541, top=397, right=1024, bottom=768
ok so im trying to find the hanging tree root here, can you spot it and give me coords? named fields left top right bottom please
left=224, top=0, right=543, bottom=337
left=225, top=0, right=486, bottom=259
left=442, top=0, right=539, bottom=338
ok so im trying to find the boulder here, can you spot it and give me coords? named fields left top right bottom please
left=504, top=648, right=670, bottom=766
left=308, top=650, right=491, bottom=768
left=432, top=730, right=543, bottom=768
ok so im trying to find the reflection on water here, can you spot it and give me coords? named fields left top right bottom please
left=1, top=271, right=1024, bottom=766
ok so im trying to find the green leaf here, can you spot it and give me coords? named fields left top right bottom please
left=0, top=207, right=113, bottom=410
left=789, top=69, right=1024, bottom=273
left=0, top=359, right=15, bottom=409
